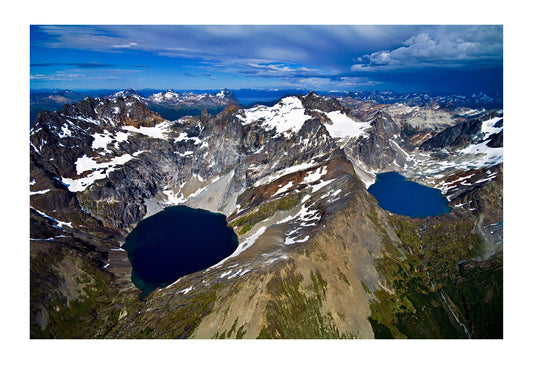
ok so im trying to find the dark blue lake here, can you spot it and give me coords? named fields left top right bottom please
left=368, top=172, right=450, bottom=218
left=123, top=205, right=239, bottom=298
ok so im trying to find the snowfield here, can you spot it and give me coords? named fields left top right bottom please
left=323, top=111, right=371, bottom=139
left=237, top=97, right=312, bottom=137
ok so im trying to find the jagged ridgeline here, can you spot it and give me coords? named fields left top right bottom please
left=29, top=90, right=502, bottom=339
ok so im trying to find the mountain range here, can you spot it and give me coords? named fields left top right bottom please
left=30, top=88, right=503, bottom=123
left=29, top=89, right=503, bottom=338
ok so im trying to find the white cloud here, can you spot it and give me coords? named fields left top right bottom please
left=112, top=42, right=139, bottom=49
left=243, top=62, right=318, bottom=77
left=351, top=26, right=502, bottom=72
left=30, top=73, right=86, bottom=81
left=292, top=76, right=381, bottom=89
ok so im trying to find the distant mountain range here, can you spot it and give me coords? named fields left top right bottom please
left=336, top=90, right=503, bottom=109
left=30, top=89, right=240, bottom=124
left=30, top=88, right=503, bottom=125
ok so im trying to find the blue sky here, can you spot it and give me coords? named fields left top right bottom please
left=30, top=25, right=503, bottom=94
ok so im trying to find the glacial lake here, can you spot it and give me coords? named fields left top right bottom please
left=368, top=172, right=450, bottom=218
left=123, top=205, right=239, bottom=299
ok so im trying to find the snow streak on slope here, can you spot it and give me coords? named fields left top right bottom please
left=208, top=226, right=267, bottom=270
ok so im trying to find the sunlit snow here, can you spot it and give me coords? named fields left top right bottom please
left=310, top=179, right=333, bottom=193
left=237, top=97, right=312, bottom=137
left=122, top=121, right=172, bottom=139
left=209, top=226, right=267, bottom=270
left=30, top=189, right=51, bottom=195
left=30, top=206, right=73, bottom=228
left=481, top=117, right=503, bottom=137
left=75, top=154, right=135, bottom=175
left=273, top=181, right=294, bottom=196
left=91, top=131, right=115, bottom=151
left=303, top=166, right=328, bottom=184
left=175, top=132, right=203, bottom=145
left=58, top=123, right=73, bottom=138
left=324, top=111, right=371, bottom=139
left=62, top=152, right=141, bottom=192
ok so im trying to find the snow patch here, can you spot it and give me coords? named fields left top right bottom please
left=162, top=182, right=187, bottom=205
left=115, top=131, right=130, bottom=143
left=222, top=268, right=251, bottom=280
left=67, top=115, right=100, bottom=125
left=458, top=140, right=503, bottom=169
left=122, top=121, right=171, bottom=139
left=324, top=111, right=371, bottom=139
left=58, top=123, right=73, bottom=138
left=273, top=181, right=293, bottom=196
left=62, top=171, right=106, bottom=193
left=91, top=131, right=115, bottom=152
left=62, top=152, right=140, bottom=192
left=303, top=166, right=328, bottom=185
left=178, top=285, right=194, bottom=294
left=310, top=179, right=335, bottom=193
left=481, top=117, right=503, bottom=138
left=284, top=234, right=310, bottom=245
left=277, top=200, right=321, bottom=228
left=175, top=132, right=203, bottom=145
left=74, top=154, right=136, bottom=175
left=176, top=150, right=194, bottom=157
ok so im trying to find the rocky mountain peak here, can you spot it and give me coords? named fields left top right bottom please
left=301, top=91, right=344, bottom=113
left=217, top=88, right=236, bottom=98
left=60, top=97, right=100, bottom=119
left=108, top=89, right=142, bottom=100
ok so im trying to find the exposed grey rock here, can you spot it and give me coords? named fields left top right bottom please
left=420, top=119, right=483, bottom=151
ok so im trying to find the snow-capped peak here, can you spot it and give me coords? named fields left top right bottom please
left=237, top=96, right=312, bottom=137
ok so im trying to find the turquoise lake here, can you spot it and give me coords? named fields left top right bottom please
left=368, top=172, right=450, bottom=218
left=123, top=206, right=239, bottom=299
